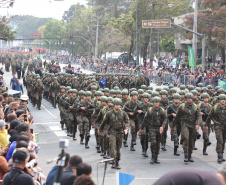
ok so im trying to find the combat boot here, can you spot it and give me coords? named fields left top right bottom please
left=132, top=140, right=136, bottom=145
left=130, top=145, right=135, bottom=151
left=106, top=152, right=111, bottom=159
left=96, top=146, right=101, bottom=153
left=123, top=137, right=128, bottom=147
left=150, top=156, right=155, bottom=164
left=111, top=163, right=115, bottom=169
left=180, top=139, right=183, bottom=145
left=100, top=151, right=106, bottom=157
left=115, top=163, right=121, bottom=170
left=73, top=132, right=77, bottom=141
left=161, top=144, right=167, bottom=151
left=184, top=155, right=188, bottom=162
left=103, top=153, right=108, bottom=159
left=154, top=156, right=160, bottom=164
left=174, top=146, right=180, bottom=156
left=193, top=146, right=198, bottom=150
left=203, top=150, right=208, bottom=155
left=206, top=139, right=211, bottom=146
left=218, top=154, right=223, bottom=163
left=80, top=134, right=84, bottom=145
left=174, top=141, right=179, bottom=148
left=196, top=132, right=201, bottom=139
left=143, top=150, right=148, bottom=157
left=188, top=156, right=194, bottom=162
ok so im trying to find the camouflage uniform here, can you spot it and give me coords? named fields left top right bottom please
left=33, top=82, right=44, bottom=110
left=135, top=77, right=146, bottom=89
left=173, top=102, right=200, bottom=160
left=49, top=81, right=60, bottom=108
left=99, top=109, right=129, bottom=166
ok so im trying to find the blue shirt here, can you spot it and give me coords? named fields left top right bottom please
left=10, top=77, right=17, bottom=86
left=6, top=141, right=17, bottom=161
left=12, top=83, right=24, bottom=94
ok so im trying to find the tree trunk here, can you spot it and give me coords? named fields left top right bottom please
left=221, top=46, right=225, bottom=64
left=128, top=36, right=134, bottom=61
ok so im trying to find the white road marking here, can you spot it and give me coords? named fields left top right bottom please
left=54, top=131, right=67, bottom=137
left=41, top=104, right=58, bottom=118
left=35, top=122, right=60, bottom=125
left=49, top=126, right=62, bottom=131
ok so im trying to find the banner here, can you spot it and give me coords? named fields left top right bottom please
left=44, top=65, right=47, bottom=73
left=188, top=46, right=195, bottom=67
left=116, top=172, right=135, bottom=185
left=218, top=79, right=226, bottom=90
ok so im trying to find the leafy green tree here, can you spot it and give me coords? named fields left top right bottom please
left=0, top=17, right=16, bottom=41
left=159, top=37, right=176, bottom=53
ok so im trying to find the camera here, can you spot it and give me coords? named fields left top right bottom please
left=26, top=159, right=37, bottom=168
left=59, top=139, right=69, bottom=149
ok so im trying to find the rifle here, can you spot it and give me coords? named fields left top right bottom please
left=87, top=103, right=101, bottom=110
left=136, top=102, right=146, bottom=115
left=168, top=105, right=177, bottom=122
left=201, top=109, right=209, bottom=122
left=122, top=105, right=134, bottom=113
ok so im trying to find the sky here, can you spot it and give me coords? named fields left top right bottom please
left=1, top=0, right=87, bottom=20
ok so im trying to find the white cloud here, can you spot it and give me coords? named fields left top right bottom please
left=1, top=0, right=87, bottom=20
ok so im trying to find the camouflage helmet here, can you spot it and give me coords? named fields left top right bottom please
left=91, top=78, right=96, bottom=82
left=113, top=98, right=122, bottom=105
left=60, top=86, right=65, bottom=89
left=207, top=85, right=213, bottom=89
left=147, top=86, right=153, bottom=90
left=99, top=88, right=104, bottom=92
left=79, top=90, right=86, bottom=95
left=71, top=89, right=78, bottom=93
left=152, top=91, right=160, bottom=97
left=86, top=91, right=92, bottom=96
left=180, top=85, right=186, bottom=90
left=188, top=85, right=195, bottom=90
left=201, top=93, right=209, bottom=99
left=131, top=91, right=138, bottom=96
left=107, top=97, right=113, bottom=102
left=215, top=86, right=221, bottom=91
left=142, top=93, right=150, bottom=98
left=170, top=88, right=177, bottom=93
left=138, top=89, right=144, bottom=94
left=121, top=90, right=128, bottom=95
left=54, top=77, right=57, bottom=80
left=217, top=88, right=224, bottom=93
left=163, top=87, right=169, bottom=91
left=65, top=86, right=71, bottom=90
left=146, top=90, right=152, bottom=94
left=169, top=84, right=174, bottom=89
left=114, top=77, right=119, bottom=81
left=103, top=88, right=109, bottom=92
left=160, top=90, right=168, bottom=95
left=173, top=93, right=180, bottom=99
left=109, top=89, right=116, bottom=94
left=116, top=90, right=122, bottom=94
left=179, top=90, right=186, bottom=95
left=185, top=93, right=194, bottom=99
left=202, top=87, right=208, bottom=91
left=95, top=91, right=103, bottom=96
left=68, top=89, right=73, bottom=93
left=141, top=85, right=147, bottom=89
left=197, top=83, right=204, bottom=87
left=218, top=94, right=226, bottom=100
left=195, top=87, right=201, bottom=92
left=114, top=86, right=120, bottom=90
left=91, top=85, right=97, bottom=90
left=140, top=73, right=144, bottom=76
left=155, top=87, right=161, bottom=92
left=152, top=97, right=161, bottom=102
left=191, top=90, right=198, bottom=95
left=37, top=79, right=41, bottom=82
left=100, top=96, right=108, bottom=102
left=130, top=88, right=137, bottom=92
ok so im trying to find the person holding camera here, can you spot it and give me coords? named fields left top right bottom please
left=3, top=149, right=36, bottom=185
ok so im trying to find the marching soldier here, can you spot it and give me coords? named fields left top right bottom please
left=206, top=94, right=226, bottom=163
left=98, top=98, right=129, bottom=169
left=139, top=97, right=166, bottom=164
left=171, top=93, right=200, bottom=163
left=49, top=77, right=60, bottom=108
left=33, top=79, right=44, bottom=110
left=135, top=73, right=146, bottom=89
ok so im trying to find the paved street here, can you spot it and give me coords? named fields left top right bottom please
left=2, top=63, right=224, bottom=185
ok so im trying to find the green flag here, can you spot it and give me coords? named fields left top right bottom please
left=188, top=46, right=195, bottom=67
left=21, top=60, right=24, bottom=70
left=24, top=67, right=28, bottom=78
left=44, top=65, right=47, bottom=73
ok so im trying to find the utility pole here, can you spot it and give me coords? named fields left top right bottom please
left=150, top=1, right=156, bottom=67
left=136, top=0, right=139, bottom=65
left=192, top=0, right=198, bottom=73
left=95, top=19, right=99, bottom=59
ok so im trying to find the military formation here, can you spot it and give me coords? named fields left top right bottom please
left=1, top=53, right=226, bottom=169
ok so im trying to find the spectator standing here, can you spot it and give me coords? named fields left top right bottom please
left=0, top=121, right=8, bottom=150
left=10, top=74, right=17, bottom=88
left=12, top=79, right=24, bottom=99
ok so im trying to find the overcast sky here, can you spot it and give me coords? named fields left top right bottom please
left=1, top=0, right=87, bottom=20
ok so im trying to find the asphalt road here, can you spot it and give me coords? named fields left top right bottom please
left=2, top=62, right=224, bottom=185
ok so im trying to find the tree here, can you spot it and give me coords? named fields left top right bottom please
left=183, top=0, right=226, bottom=64
left=159, top=37, right=176, bottom=53
left=43, top=20, right=66, bottom=50
left=0, top=17, right=16, bottom=41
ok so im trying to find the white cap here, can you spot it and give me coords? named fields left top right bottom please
left=20, top=95, right=29, bottom=101
left=0, top=120, right=7, bottom=127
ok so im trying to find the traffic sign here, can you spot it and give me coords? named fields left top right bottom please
left=142, top=19, right=171, bottom=28
left=31, top=33, right=42, bottom=38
